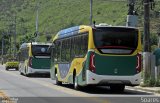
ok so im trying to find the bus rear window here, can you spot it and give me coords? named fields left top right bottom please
left=32, top=45, right=50, bottom=56
left=93, top=27, right=138, bottom=55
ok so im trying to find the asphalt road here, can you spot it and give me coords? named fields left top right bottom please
left=0, top=65, right=159, bottom=103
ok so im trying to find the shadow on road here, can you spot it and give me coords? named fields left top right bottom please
left=5, top=68, right=18, bottom=71
left=26, top=74, right=50, bottom=78
left=59, top=84, right=154, bottom=95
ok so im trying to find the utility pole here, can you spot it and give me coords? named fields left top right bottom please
left=126, top=0, right=138, bottom=27
left=13, top=15, right=17, bottom=58
left=1, top=31, right=4, bottom=65
left=143, top=0, right=151, bottom=82
left=35, top=3, right=39, bottom=42
left=144, top=0, right=151, bottom=52
left=90, top=0, right=93, bottom=25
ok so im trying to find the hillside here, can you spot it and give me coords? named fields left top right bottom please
left=0, top=0, right=160, bottom=55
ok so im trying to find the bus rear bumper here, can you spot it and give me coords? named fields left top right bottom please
left=28, top=67, right=50, bottom=74
left=86, top=70, right=141, bottom=86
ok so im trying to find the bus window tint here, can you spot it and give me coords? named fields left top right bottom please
left=66, top=39, right=71, bottom=61
left=93, top=27, right=138, bottom=54
left=19, top=47, right=29, bottom=61
left=54, top=32, right=88, bottom=63
left=32, top=45, right=50, bottom=56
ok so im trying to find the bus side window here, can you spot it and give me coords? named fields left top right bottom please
left=21, top=49, right=27, bottom=62
left=55, top=40, right=61, bottom=62
left=72, top=37, right=76, bottom=58
left=78, top=32, right=88, bottom=57
left=71, top=37, right=75, bottom=60
left=82, top=34, right=88, bottom=56
left=51, top=43, right=55, bottom=62
left=26, top=48, right=29, bottom=59
left=74, top=37, right=77, bottom=56
left=79, top=36, right=83, bottom=56
left=58, top=41, right=61, bottom=62
left=66, top=38, right=71, bottom=62
left=76, top=36, right=82, bottom=57
left=19, top=52, right=22, bottom=62
left=69, top=38, right=72, bottom=62
left=61, top=40, right=66, bottom=62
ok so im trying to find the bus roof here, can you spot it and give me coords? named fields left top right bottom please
left=57, top=26, right=80, bottom=39
left=95, top=25, right=138, bottom=29
left=53, top=25, right=91, bottom=41
left=53, top=24, right=138, bottom=41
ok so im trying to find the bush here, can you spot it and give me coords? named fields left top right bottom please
left=142, top=77, right=160, bottom=87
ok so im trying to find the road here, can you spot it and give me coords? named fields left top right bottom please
left=0, top=65, right=159, bottom=103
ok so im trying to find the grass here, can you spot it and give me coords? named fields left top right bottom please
left=1, top=0, right=129, bottom=41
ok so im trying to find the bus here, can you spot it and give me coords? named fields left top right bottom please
left=50, top=24, right=142, bottom=92
left=19, top=42, right=51, bottom=77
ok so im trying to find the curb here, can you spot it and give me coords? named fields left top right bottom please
left=134, top=86, right=160, bottom=94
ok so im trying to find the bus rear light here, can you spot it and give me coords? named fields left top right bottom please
left=136, top=53, right=141, bottom=73
left=89, top=52, right=96, bottom=73
left=29, top=57, right=32, bottom=67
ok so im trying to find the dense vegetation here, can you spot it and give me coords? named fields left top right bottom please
left=0, top=0, right=160, bottom=55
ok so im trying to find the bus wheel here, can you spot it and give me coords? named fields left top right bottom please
left=20, top=72, right=23, bottom=75
left=25, top=68, right=27, bottom=76
left=73, top=73, right=80, bottom=90
left=19, top=69, right=23, bottom=75
left=26, top=73, right=31, bottom=77
left=5, top=67, right=8, bottom=71
left=16, top=68, right=19, bottom=71
left=110, top=84, right=125, bottom=92
left=55, top=73, right=62, bottom=85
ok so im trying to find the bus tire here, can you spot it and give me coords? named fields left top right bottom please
left=25, top=68, right=27, bottom=76
left=110, top=84, right=125, bottom=92
left=5, top=67, right=8, bottom=71
left=26, top=73, right=31, bottom=77
left=55, top=73, right=62, bottom=85
left=19, top=69, right=23, bottom=75
left=73, top=72, right=80, bottom=90
left=16, top=68, right=19, bottom=71
left=20, top=72, right=23, bottom=75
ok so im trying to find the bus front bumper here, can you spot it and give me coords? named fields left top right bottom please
left=28, top=67, right=50, bottom=74
left=86, top=70, right=141, bottom=86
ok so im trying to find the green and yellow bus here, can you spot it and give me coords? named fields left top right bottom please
left=50, top=24, right=142, bottom=92
left=19, top=42, right=51, bottom=77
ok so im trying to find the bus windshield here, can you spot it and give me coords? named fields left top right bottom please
left=93, top=27, right=138, bottom=54
left=32, top=45, right=50, bottom=56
